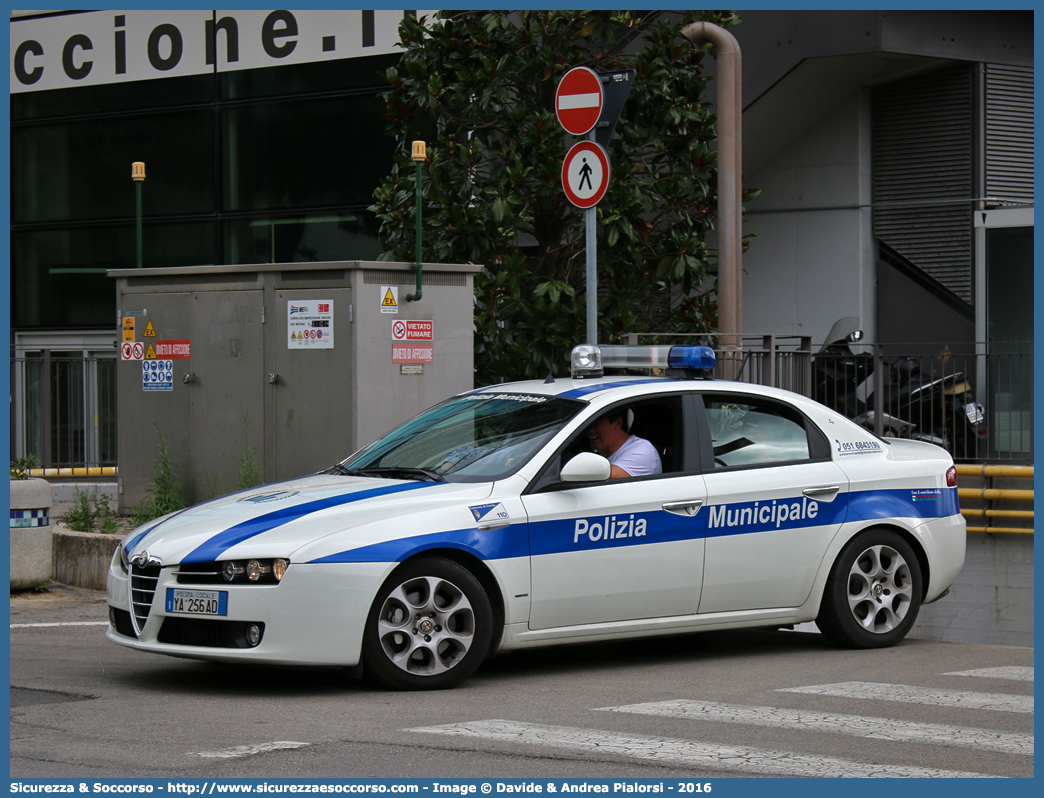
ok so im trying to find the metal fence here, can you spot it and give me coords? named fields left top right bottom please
left=8, top=339, right=1034, bottom=469
left=10, top=355, right=117, bottom=470
left=622, top=333, right=1033, bottom=464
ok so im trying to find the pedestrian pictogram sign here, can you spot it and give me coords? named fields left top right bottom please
left=555, top=66, right=603, bottom=136
left=143, top=320, right=157, bottom=337
left=562, top=140, right=610, bottom=208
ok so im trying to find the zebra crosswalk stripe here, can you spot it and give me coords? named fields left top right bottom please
left=779, top=681, right=1034, bottom=713
left=193, top=741, right=310, bottom=759
left=407, top=719, right=1002, bottom=778
left=944, top=666, right=1034, bottom=682
left=596, top=699, right=1032, bottom=757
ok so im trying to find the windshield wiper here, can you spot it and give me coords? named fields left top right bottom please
left=348, top=466, right=446, bottom=483
left=327, top=463, right=364, bottom=477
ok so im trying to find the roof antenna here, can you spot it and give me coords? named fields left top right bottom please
left=544, top=369, right=555, bottom=384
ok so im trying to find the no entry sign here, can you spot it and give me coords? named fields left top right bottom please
left=555, top=66, right=603, bottom=136
left=562, top=140, right=610, bottom=208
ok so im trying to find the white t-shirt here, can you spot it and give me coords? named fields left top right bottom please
left=609, top=434, right=662, bottom=477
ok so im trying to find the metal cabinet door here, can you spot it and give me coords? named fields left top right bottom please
left=187, top=291, right=266, bottom=499
left=268, top=289, right=353, bottom=482
left=116, top=293, right=193, bottom=511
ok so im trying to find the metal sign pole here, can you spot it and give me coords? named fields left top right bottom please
left=585, top=129, right=597, bottom=346
left=556, top=67, right=627, bottom=348
left=586, top=205, right=597, bottom=345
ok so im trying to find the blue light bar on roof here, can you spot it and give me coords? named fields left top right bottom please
left=668, top=345, right=716, bottom=370
left=570, top=344, right=716, bottom=378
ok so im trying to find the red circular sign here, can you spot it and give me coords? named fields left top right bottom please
left=555, top=67, right=603, bottom=136
left=562, top=141, right=610, bottom=208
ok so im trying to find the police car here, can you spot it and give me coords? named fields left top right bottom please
left=106, top=344, right=966, bottom=690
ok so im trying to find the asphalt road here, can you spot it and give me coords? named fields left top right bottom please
left=10, top=584, right=1034, bottom=780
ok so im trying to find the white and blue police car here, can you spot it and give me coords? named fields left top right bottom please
left=107, top=344, right=966, bottom=690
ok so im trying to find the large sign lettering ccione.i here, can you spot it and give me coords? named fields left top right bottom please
left=11, top=9, right=434, bottom=93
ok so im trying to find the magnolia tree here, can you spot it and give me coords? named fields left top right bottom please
left=371, top=10, right=742, bottom=384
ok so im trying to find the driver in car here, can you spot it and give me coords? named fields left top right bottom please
left=586, top=409, right=662, bottom=478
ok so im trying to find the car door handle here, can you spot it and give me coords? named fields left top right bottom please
left=662, top=500, right=704, bottom=517
left=803, top=486, right=840, bottom=500
left=477, top=520, right=510, bottom=531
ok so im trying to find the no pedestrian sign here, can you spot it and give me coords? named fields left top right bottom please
left=562, top=141, right=610, bottom=208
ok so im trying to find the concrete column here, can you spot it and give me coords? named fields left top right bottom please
left=9, top=478, right=54, bottom=589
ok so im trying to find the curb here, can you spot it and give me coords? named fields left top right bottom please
left=51, top=525, right=121, bottom=592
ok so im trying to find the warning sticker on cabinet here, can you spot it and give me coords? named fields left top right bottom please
left=287, top=300, right=334, bottom=349
left=391, top=319, right=433, bottom=341
left=392, top=344, right=433, bottom=364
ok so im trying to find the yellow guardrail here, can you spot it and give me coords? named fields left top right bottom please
left=956, top=464, right=1033, bottom=535
left=25, top=466, right=118, bottom=478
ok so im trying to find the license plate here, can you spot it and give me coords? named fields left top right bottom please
left=964, top=402, right=984, bottom=425
left=165, top=588, right=228, bottom=616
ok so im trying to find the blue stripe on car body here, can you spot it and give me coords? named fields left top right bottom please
left=309, top=523, right=530, bottom=564
left=124, top=508, right=192, bottom=555
left=180, top=482, right=437, bottom=563
left=308, top=487, right=959, bottom=564
left=124, top=477, right=311, bottom=556
left=559, top=379, right=672, bottom=399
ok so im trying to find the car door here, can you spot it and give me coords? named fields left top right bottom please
left=521, top=393, right=708, bottom=630
left=696, top=392, right=850, bottom=614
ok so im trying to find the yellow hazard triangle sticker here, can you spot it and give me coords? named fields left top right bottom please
left=382, top=288, right=397, bottom=308
left=144, top=342, right=156, bottom=359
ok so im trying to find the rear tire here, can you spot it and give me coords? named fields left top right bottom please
left=362, top=556, right=493, bottom=690
left=816, top=528, right=922, bottom=648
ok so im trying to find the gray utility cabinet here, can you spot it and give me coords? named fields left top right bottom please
left=109, top=261, right=482, bottom=514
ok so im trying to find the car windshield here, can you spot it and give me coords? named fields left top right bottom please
left=338, top=392, right=586, bottom=482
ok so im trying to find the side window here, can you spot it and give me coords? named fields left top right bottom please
left=529, top=395, right=685, bottom=492
left=704, top=396, right=811, bottom=468
left=627, top=398, right=683, bottom=474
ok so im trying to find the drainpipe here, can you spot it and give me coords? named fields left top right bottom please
left=681, top=22, right=742, bottom=366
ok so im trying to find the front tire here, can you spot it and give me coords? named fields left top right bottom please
left=362, top=557, right=493, bottom=690
left=816, top=529, right=922, bottom=648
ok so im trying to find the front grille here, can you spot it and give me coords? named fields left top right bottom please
left=130, top=563, right=161, bottom=633
left=158, top=618, right=265, bottom=648
left=109, top=607, right=137, bottom=638
left=176, top=562, right=223, bottom=584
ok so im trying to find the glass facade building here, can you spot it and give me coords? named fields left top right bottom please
left=11, top=9, right=418, bottom=467
left=9, top=9, right=1033, bottom=469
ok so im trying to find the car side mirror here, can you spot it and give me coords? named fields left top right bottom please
left=560, top=451, right=611, bottom=483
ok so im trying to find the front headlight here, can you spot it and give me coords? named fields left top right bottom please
left=219, top=558, right=289, bottom=584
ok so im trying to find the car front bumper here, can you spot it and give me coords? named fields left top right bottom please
left=106, top=553, right=392, bottom=666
